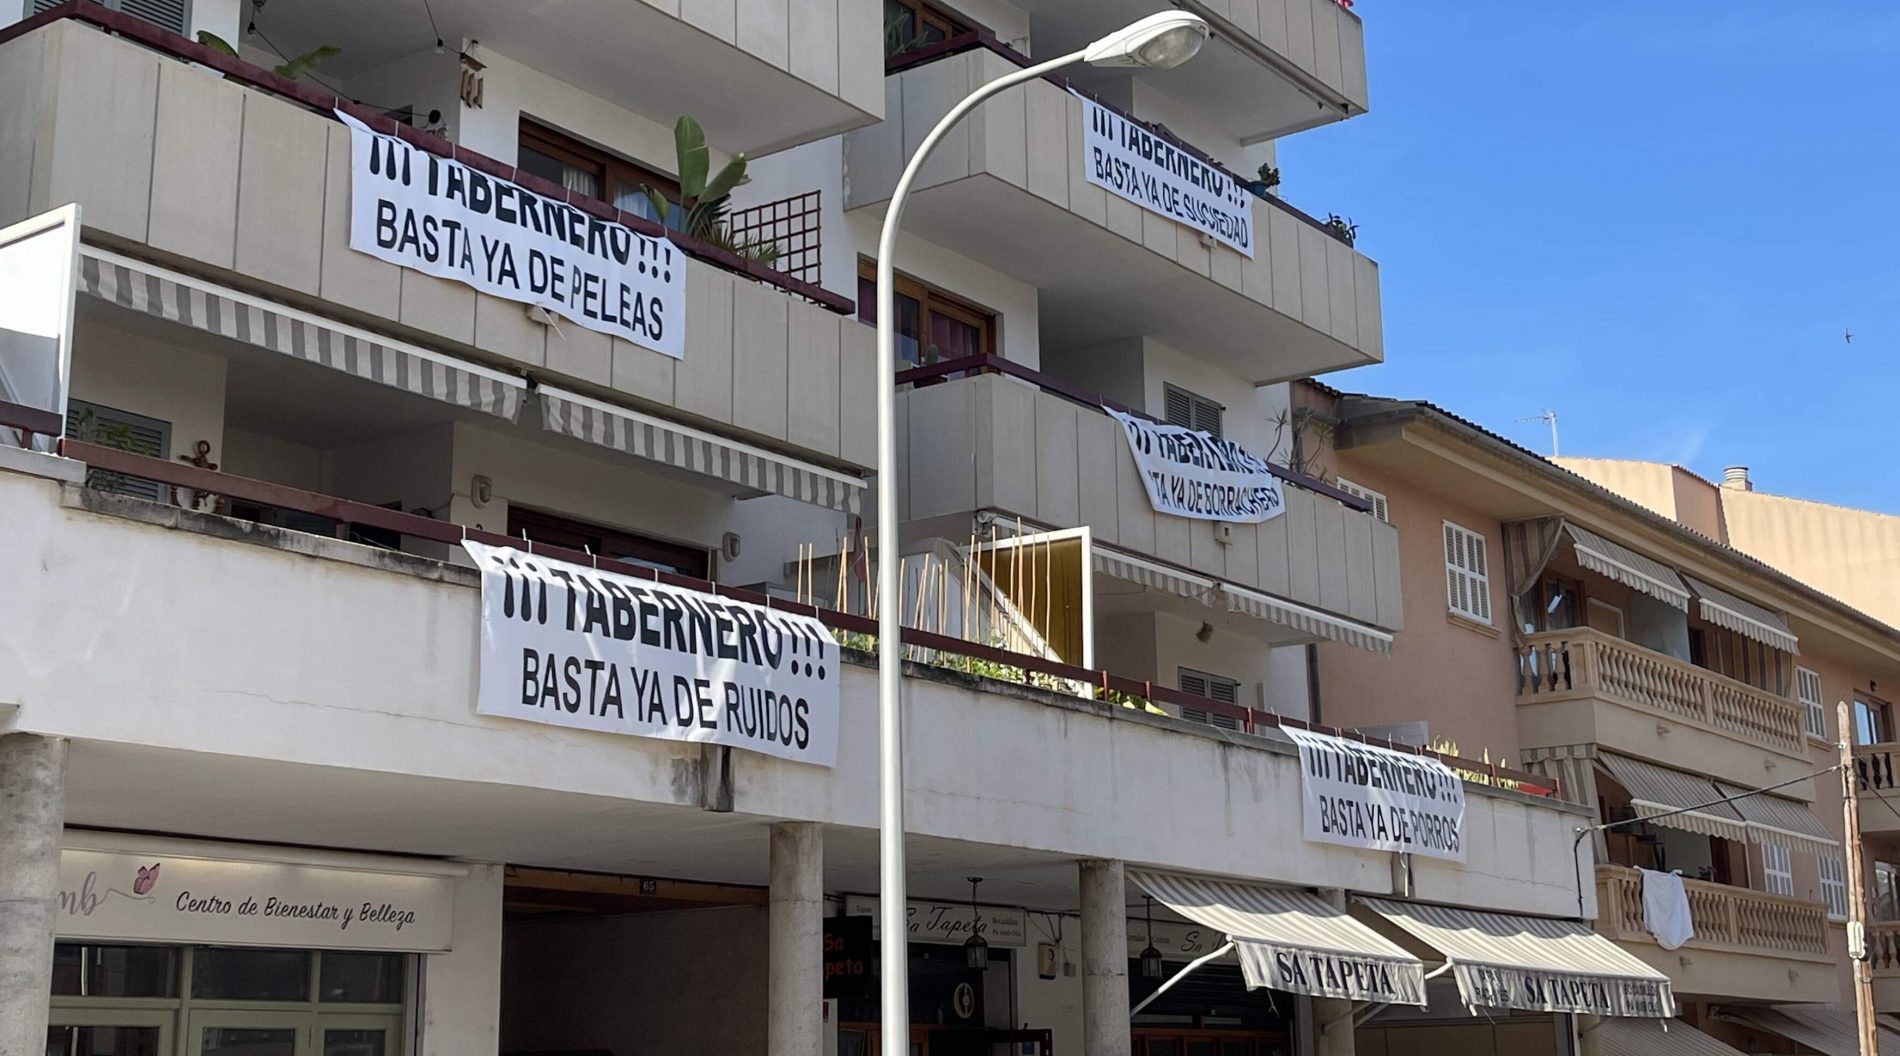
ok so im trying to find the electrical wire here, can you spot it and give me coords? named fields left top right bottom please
left=420, top=0, right=445, bottom=52
left=246, top=21, right=410, bottom=118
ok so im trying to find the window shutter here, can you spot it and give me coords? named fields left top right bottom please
left=1443, top=521, right=1491, bottom=624
left=1178, top=668, right=1241, bottom=730
left=1162, top=384, right=1223, bottom=440
left=1820, top=855, right=1848, bottom=920
left=34, top=0, right=191, bottom=35
left=1164, top=385, right=1194, bottom=429
left=66, top=400, right=172, bottom=503
left=1761, top=843, right=1793, bottom=897
left=1335, top=478, right=1390, bottom=523
left=1796, top=667, right=1826, bottom=739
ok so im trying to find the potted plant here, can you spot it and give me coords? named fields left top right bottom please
left=1246, top=163, right=1280, bottom=198
left=196, top=32, right=341, bottom=83
left=639, top=116, right=782, bottom=265
left=1323, top=213, right=1358, bottom=246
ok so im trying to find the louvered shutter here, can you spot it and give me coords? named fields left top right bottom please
left=66, top=399, right=171, bottom=503
left=1179, top=667, right=1241, bottom=730
left=1335, top=478, right=1389, bottom=523
left=1796, top=667, right=1826, bottom=739
left=1443, top=521, right=1491, bottom=623
left=1162, top=384, right=1223, bottom=440
left=31, top=0, right=190, bottom=35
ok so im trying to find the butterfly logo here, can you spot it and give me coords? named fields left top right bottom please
left=132, top=863, right=161, bottom=896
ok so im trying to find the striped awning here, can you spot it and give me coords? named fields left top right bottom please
left=1684, top=575, right=1798, bottom=653
left=78, top=247, right=525, bottom=421
left=1358, top=899, right=1675, bottom=1019
left=537, top=386, right=863, bottom=513
left=1599, top=1017, right=1748, bottom=1056
left=1719, top=1006, right=1900, bottom=1056
left=1596, top=753, right=1748, bottom=843
left=1713, top=781, right=1837, bottom=855
left=1091, top=547, right=1215, bottom=601
left=1130, top=870, right=1426, bottom=1006
left=1217, top=583, right=1394, bottom=655
left=1564, top=525, right=1690, bottom=611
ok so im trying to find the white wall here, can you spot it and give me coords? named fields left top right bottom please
left=69, top=318, right=228, bottom=468
left=422, top=862, right=504, bottom=1056
left=501, top=906, right=768, bottom=1055
left=220, top=427, right=324, bottom=492
left=736, top=137, right=853, bottom=297
left=1141, top=337, right=1285, bottom=458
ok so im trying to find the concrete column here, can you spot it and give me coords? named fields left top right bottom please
left=768, top=822, right=823, bottom=1056
left=1079, top=859, right=1131, bottom=1056
left=1311, top=889, right=1355, bottom=1056
left=0, top=733, right=67, bottom=1056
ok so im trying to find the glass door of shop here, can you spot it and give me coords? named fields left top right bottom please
left=188, top=1009, right=304, bottom=1056
left=45, top=1008, right=171, bottom=1056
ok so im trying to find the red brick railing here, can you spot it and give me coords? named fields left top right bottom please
left=0, top=3, right=852, bottom=314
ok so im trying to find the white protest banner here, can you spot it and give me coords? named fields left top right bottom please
left=465, top=541, right=838, bottom=766
left=340, top=112, right=685, bottom=359
left=1077, top=93, right=1254, bottom=258
left=56, top=845, right=453, bottom=952
left=1106, top=407, right=1285, bottom=523
left=1283, top=728, right=1466, bottom=862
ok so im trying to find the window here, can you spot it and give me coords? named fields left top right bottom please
left=65, top=399, right=171, bottom=503
left=32, top=0, right=188, bottom=35
left=855, top=260, right=995, bottom=365
left=508, top=506, right=712, bottom=579
left=884, top=0, right=973, bottom=57
left=1442, top=521, right=1491, bottom=625
left=1334, top=477, right=1388, bottom=523
left=1178, top=667, right=1241, bottom=730
left=1162, top=384, right=1224, bottom=440
left=517, top=119, right=684, bottom=229
left=1820, top=854, right=1849, bottom=921
left=1524, top=573, right=1582, bottom=634
left=1857, top=697, right=1891, bottom=747
left=1797, top=667, right=1827, bottom=740
left=1761, top=843, right=1793, bottom=897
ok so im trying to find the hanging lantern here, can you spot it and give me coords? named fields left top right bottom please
left=964, top=876, right=990, bottom=970
left=1139, top=895, right=1165, bottom=979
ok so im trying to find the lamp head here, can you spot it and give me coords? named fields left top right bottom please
left=1082, top=11, right=1210, bottom=70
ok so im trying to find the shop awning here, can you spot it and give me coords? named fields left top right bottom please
left=1713, top=782, right=1837, bottom=855
left=1357, top=899, right=1675, bottom=1018
left=1091, top=547, right=1214, bottom=602
left=537, top=387, right=863, bottom=513
left=79, top=246, right=526, bottom=421
left=1129, top=870, right=1426, bottom=1006
left=1564, top=525, right=1691, bottom=611
left=1599, top=1017, right=1747, bottom=1056
left=1596, top=753, right=1748, bottom=843
left=1684, top=575, right=1799, bottom=653
left=1217, top=583, right=1394, bottom=655
left=1719, top=1005, right=1900, bottom=1056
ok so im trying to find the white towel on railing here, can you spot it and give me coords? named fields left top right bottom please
left=1639, top=867, right=1694, bottom=950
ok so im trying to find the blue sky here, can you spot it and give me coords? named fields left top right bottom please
left=1277, top=3, right=1900, bottom=514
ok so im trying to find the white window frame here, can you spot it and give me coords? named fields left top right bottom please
left=1796, top=666, right=1826, bottom=741
left=1819, top=853, right=1848, bottom=921
left=1761, top=842, right=1794, bottom=897
left=1334, top=478, right=1389, bottom=523
left=1442, top=520, right=1492, bottom=625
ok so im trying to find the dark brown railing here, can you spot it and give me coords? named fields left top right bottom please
left=885, top=31, right=1356, bottom=247
left=0, top=3, right=852, bottom=315
left=0, top=398, right=62, bottom=441
left=896, top=353, right=1372, bottom=514
left=52, top=436, right=1551, bottom=795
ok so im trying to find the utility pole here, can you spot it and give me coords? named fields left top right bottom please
left=1840, top=699, right=1878, bottom=1056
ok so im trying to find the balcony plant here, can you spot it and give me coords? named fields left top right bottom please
left=195, top=32, right=341, bottom=83
left=1246, top=163, right=1280, bottom=198
left=1323, top=213, right=1358, bottom=246
left=637, top=116, right=781, bottom=266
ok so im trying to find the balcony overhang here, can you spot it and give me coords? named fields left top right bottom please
left=1022, top=0, right=1368, bottom=143
left=846, top=48, right=1381, bottom=384
left=249, top=0, right=881, bottom=155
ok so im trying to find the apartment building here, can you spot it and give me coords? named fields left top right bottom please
left=1298, top=383, right=1900, bottom=1053
left=0, top=2, right=1681, bottom=1055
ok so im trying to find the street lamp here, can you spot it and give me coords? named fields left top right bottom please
left=872, top=12, right=1209, bottom=1054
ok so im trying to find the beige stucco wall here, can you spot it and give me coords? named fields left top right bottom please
left=1315, top=450, right=1521, bottom=763
left=1721, top=487, right=1900, bottom=630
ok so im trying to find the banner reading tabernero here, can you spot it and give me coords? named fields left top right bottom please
left=339, top=112, right=684, bottom=359
left=1077, top=93, right=1254, bottom=258
left=1283, top=728, right=1466, bottom=862
left=464, top=542, right=837, bottom=766
left=1107, top=408, right=1285, bottom=524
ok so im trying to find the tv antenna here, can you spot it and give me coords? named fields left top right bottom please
left=1519, top=409, right=1559, bottom=456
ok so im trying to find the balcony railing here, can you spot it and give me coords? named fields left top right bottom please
left=1873, top=922, right=1900, bottom=975
left=48, top=435, right=1553, bottom=797
left=1596, top=864, right=1831, bottom=960
left=1516, top=626, right=1806, bottom=755
left=0, top=3, right=849, bottom=314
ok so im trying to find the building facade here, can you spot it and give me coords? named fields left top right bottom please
left=1, top=2, right=1686, bottom=1055
left=1301, top=385, right=1900, bottom=1052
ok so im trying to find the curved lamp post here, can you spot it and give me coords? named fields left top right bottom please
left=872, top=12, right=1210, bottom=1053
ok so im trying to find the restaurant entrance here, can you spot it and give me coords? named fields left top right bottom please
left=1130, top=959, right=1293, bottom=1056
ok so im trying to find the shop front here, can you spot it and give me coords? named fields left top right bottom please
left=44, top=831, right=473, bottom=1056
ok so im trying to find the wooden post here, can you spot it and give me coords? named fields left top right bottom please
left=1841, top=699, right=1878, bottom=1056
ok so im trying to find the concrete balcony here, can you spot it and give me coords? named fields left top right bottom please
left=1515, top=627, right=1812, bottom=791
left=1873, top=921, right=1900, bottom=1010
left=1027, top=0, right=1370, bottom=142
left=895, top=367, right=1401, bottom=634
left=1855, top=743, right=1900, bottom=836
left=1595, top=865, right=1836, bottom=1003
left=843, top=45, right=1382, bottom=384
left=0, top=15, right=875, bottom=469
